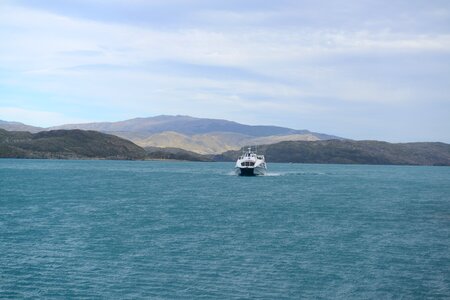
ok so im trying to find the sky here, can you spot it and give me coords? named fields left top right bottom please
left=0, top=0, right=449, bottom=142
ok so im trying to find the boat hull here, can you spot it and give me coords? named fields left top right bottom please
left=235, top=166, right=266, bottom=176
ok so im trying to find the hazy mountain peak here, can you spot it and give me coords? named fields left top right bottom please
left=0, top=120, right=44, bottom=133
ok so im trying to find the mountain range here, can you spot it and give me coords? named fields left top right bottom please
left=2, top=115, right=448, bottom=166
left=1, top=128, right=449, bottom=166
left=0, top=116, right=341, bottom=154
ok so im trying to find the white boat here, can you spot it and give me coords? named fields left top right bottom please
left=235, top=147, right=267, bottom=176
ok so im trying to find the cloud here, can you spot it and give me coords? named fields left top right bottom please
left=2, top=4, right=448, bottom=105
left=0, top=1, right=449, bottom=141
left=2, top=4, right=449, bottom=71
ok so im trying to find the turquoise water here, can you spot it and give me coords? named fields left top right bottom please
left=1, top=159, right=449, bottom=299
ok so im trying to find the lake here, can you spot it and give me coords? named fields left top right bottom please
left=1, top=159, right=449, bottom=298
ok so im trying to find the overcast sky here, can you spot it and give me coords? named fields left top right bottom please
left=1, top=0, right=449, bottom=142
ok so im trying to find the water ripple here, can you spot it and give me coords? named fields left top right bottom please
left=1, top=160, right=449, bottom=298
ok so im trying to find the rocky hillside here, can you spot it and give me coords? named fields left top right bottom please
left=0, top=129, right=147, bottom=160
left=215, top=140, right=450, bottom=166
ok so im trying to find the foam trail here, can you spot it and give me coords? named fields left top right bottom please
left=265, top=172, right=282, bottom=176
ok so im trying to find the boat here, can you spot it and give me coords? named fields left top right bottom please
left=235, top=147, right=267, bottom=176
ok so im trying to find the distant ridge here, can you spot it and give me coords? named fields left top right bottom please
left=45, top=115, right=341, bottom=153
left=0, top=120, right=43, bottom=133
left=48, top=115, right=339, bottom=138
left=214, top=140, right=450, bottom=166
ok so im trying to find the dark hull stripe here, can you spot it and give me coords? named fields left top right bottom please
left=238, top=168, right=255, bottom=176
